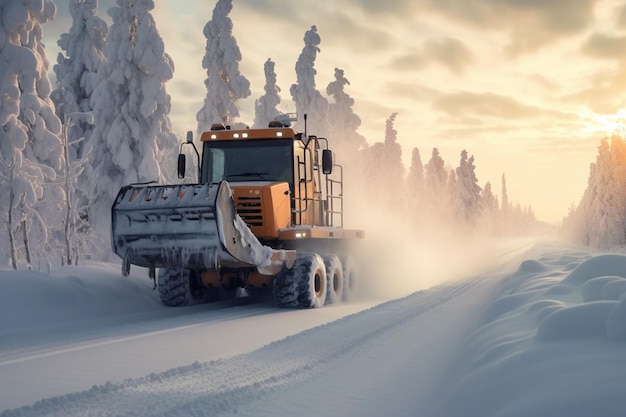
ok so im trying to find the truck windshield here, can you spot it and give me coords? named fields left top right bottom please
left=201, top=139, right=293, bottom=185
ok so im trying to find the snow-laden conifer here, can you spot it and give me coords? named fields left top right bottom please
left=407, top=147, right=425, bottom=214
left=361, top=113, right=405, bottom=210
left=565, top=135, right=626, bottom=249
left=0, top=0, right=62, bottom=268
left=455, top=149, right=482, bottom=224
left=51, top=0, right=108, bottom=263
left=88, top=0, right=176, bottom=251
left=51, top=0, right=107, bottom=159
left=326, top=67, right=366, bottom=155
left=253, top=58, right=281, bottom=128
left=290, top=25, right=329, bottom=135
left=197, top=0, right=250, bottom=131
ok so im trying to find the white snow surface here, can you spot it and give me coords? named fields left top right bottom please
left=2, top=238, right=626, bottom=416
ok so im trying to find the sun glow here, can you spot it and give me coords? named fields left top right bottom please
left=584, top=109, right=626, bottom=137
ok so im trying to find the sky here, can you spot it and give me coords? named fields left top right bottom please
left=2, top=238, right=626, bottom=416
left=42, top=0, right=626, bottom=224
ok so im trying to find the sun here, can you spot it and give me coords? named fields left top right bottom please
left=584, top=109, right=626, bottom=137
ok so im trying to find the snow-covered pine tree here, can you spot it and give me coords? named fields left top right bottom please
left=567, top=135, right=626, bottom=249
left=51, top=0, right=107, bottom=160
left=253, top=58, right=281, bottom=129
left=406, top=147, right=425, bottom=216
left=479, top=181, right=500, bottom=234
left=445, top=168, right=459, bottom=225
left=0, top=0, right=63, bottom=268
left=51, top=0, right=108, bottom=264
left=326, top=67, right=366, bottom=157
left=455, top=149, right=482, bottom=226
left=383, top=112, right=405, bottom=205
left=603, top=135, right=626, bottom=247
left=290, top=25, right=329, bottom=136
left=360, top=113, right=405, bottom=211
left=196, top=0, right=250, bottom=132
left=424, top=147, right=448, bottom=218
left=88, top=0, right=176, bottom=254
left=501, top=173, right=510, bottom=214
left=563, top=143, right=602, bottom=246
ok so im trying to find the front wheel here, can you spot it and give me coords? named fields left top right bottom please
left=274, top=252, right=327, bottom=308
left=158, top=268, right=214, bottom=306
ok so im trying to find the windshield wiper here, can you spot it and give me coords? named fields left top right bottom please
left=224, top=172, right=270, bottom=180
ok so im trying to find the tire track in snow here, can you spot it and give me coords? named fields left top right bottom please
left=1, top=277, right=494, bottom=417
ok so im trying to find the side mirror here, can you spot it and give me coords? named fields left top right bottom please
left=177, top=153, right=186, bottom=179
left=322, top=149, right=333, bottom=175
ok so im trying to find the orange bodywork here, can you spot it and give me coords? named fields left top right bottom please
left=230, top=182, right=291, bottom=239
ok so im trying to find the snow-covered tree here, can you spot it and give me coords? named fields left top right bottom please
left=50, top=0, right=108, bottom=264
left=326, top=67, right=366, bottom=156
left=196, top=0, right=250, bottom=131
left=0, top=0, right=63, bottom=268
left=455, top=149, right=482, bottom=225
left=406, top=147, right=425, bottom=215
left=253, top=58, right=281, bottom=128
left=290, top=25, right=329, bottom=136
left=88, top=0, right=176, bottom=252
left=501, top=173, right=510, bottom=214
left=446, top=168, right=458, bottom=222
left=424, top=147, right=448, bottom=208
left=383, top=113, right=405, bottom=201
left=565, top=135, right=626, bottom=249
left=361, top=113, right=405, bottom=210
left=478, top=181, right=500, bottom=233
left=51, top=0, right=107, bottom=159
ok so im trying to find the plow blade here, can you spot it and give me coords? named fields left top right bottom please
left=111, top=181, right=295, bottom=276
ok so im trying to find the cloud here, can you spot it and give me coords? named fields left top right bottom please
left=385, top=82, right=441, bottom=102
left=618, top=4, right=626, bottom=29
left=559, top=64, right=626, bottom=114
left=353, top=0, right=599, bottom=56
left=580, top=32, right=626, bottom=61
left=527, top=73, right=562, bottom=93
left=315, top=11, right=394, bottom=51
left=432, top=91, right=563, bottom=120
left=423, top=0, right=597, bottom=33
left=237, top=0, right=393, bottom=52
left=423, top=37, right=473, bottom=73
left=389, top=37, right=473, bottom=74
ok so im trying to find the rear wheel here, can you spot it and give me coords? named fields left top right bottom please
left=341, top=255, right=357, bottom=301
left=158, top=268, right=215, bottom=306
left=323, top=255, right=344, bottom=305
left=274, top=252, right=327, bottom=308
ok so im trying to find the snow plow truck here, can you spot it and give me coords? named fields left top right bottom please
left=111, top=115, right=364, bottom=308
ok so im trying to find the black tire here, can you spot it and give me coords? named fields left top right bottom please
left=323, top=254, right=344, bottom=305
left=340, top=255, right=357, bottom=301
left=157, top=268, right=215, bottom=306
left=273, top=252, right=327, bottom=308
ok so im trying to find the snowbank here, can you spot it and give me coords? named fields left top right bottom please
left=433, top=242, right=626, bottom=417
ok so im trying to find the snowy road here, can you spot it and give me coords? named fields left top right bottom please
left=0, top=296, right=382, bottom=410
left=1, top=278, right=500, bottom=417
left=0, top=238, right=533, bottom=416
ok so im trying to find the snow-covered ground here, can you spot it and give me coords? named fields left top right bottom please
left=2, top=237, right=626, bottom=416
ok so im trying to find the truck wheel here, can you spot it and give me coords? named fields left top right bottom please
left=274, top=252, right=327, bottom=308
left=323, top=255, right=344, bottom=305
left=158, top=268, right=212, bottom=306
left=340, top=255, right=357, bottom=301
